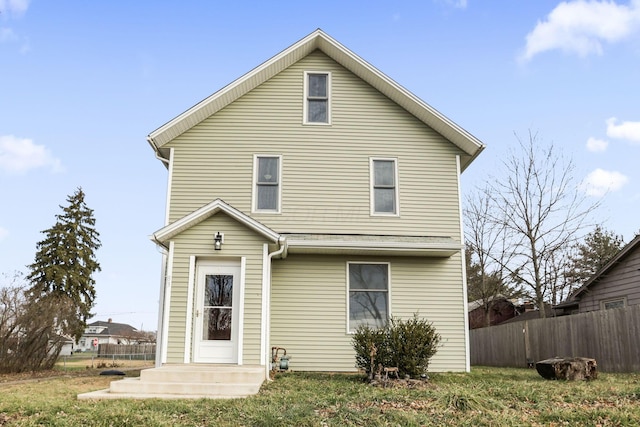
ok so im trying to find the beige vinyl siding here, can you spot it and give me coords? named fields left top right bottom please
left=165, top=213, right=268, bottom=364
left=270, top=254, right=467, bottom=372
left=166, top=50, right=463, bottom=239
left=578, top=248, right=640, bottom=313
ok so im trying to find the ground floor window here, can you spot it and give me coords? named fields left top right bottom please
left=348, top=262, right=389, bottom=332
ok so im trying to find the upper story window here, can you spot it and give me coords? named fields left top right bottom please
left=253, top=155, right=281, bottom=213
left=348, top=262, right=390, bottom=332
left=370, top=158, right=399, bottom=216
left=304, top=71, right=331, bottom=124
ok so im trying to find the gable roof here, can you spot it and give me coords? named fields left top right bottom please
left=147, top=29, right=485, bottom=171
left=87, top=320, right=139, bottom=337
left=151, top=198, right=281, bottom=248
left=557, top=234, right=640, bottom=307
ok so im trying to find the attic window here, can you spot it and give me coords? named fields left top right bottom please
left=304, top=71, right=331, bottom=124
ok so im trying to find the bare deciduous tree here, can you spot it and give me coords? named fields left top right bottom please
left=467, top=132, right=599, bottom=317
left=0, top=272, right=77, bottom=373
left=464, top=190, right=522, bottom=326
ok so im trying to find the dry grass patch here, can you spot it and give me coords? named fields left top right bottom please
left=0, top=367, right=639, bottom=426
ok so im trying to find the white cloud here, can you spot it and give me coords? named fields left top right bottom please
left=586, top=137, right=609, bottom=152
left=606, top=117, right=640, bottom=143
left=580, top=168, right=629, bottom=196
left=0, top=0, right=30, bottom=17
left=436, top=0, right=468, bottom=9
left=0, top=135, right=63, bottom=174
left=521, top=0, right=640, bottom=61
left=0, top=27, right=16, bottom=42
left=0, top=226, right=8, bottom=241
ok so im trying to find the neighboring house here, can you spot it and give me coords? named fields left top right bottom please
left=555, top=234, right=640, bottom=315
left=76, top=319, right=142, bottom=352
left=468, top=296, right=520, bottom=329
left=98, top=30, right=484, bottom=399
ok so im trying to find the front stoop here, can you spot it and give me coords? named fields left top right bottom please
left=77, top=364, right=265, bottom=400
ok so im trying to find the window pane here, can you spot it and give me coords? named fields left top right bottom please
left=349, top=291, right=388, bottom=330
left=374, top=188, right=395, bottom=213
left=257, top=185, right=278, bottom=210
left=308, top=74, right=327, bottom=97
left=308, top=99, right=327, bottom=123
left=204, top=275, right=233, bottom=307
left=604, top=300, right=624, bottom=310
left=374, top=161, right=395, bottom=186
left=203, top=307, right=232, bottom=340
left=349, top=263, right=389, bottom=331
left=349, top=264, right=388, bottom=289
left=258, top=157, right=278, bottom=183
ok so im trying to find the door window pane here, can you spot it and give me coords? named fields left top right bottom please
left=205, top=275, right=233, bottom=307
left=203, top=274, right=233, bottom=341
left=203, top=307, right=232, bottom=340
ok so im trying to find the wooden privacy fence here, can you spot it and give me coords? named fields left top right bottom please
left=470, top=304, right=640, bottom=372
left=97, top=343, right=156, bottom=360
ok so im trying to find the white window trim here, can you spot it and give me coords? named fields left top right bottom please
left=252, top=154, right=282, bottom=214
left=303, top=71, right=331, bottom=125
left=346, top=261, right=391, bottom=334
left=369, top=157, right=400, bottom=216
left=601, top=297, right=626, bottom=310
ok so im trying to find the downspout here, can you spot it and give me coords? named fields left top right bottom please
left=151, top=235, right=170, bottom=368
left=154, top=242, right=168, bottom=368
left=264, top=236, right=287, bottom=380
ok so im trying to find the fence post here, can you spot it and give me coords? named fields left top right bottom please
left=523, top=321, right=531, bottom=367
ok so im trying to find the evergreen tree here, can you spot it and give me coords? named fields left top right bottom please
left=565, top=225, right=624, bottom=290
left=26, top=188, right=101, bottom=341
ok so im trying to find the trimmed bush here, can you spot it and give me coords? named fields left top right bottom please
left=352, top=314, right=441, bottom=379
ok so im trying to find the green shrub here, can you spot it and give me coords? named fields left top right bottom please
left=352, top=325, right=389, bottom=378
left=352, top=314, right=441, bottom=379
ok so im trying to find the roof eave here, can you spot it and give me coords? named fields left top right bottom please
left=151, top=199, right=281, bottom=246
left=147, top=29, right=485, bottom=164
left=286, top=238, right=462, bottom=257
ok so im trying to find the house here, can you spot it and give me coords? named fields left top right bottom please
left=555, top=234, right=640, bottom=315
left=80, top=30, right=484, bottom=399
left=76, top=319, right=142, bottom=352
left=467, top=296, right=520, bottom=329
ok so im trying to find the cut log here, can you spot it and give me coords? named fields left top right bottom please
left=535, top=357, right=597, bottom=381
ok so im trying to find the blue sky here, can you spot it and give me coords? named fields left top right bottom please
left=1, top=0, right=639, bottom=331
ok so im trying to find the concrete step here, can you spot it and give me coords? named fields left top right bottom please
left=109, top=378, right=261, bottom=397
left=77, top=364, right=266, bottom=400
left=140, top=364, right=264, bottom=384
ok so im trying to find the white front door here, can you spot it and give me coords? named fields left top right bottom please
left=193, top=261, right=241, bottom=363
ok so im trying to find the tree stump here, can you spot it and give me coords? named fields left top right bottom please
left=535, top=357, right=597, bottom=381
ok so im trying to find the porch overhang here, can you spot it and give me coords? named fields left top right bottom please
left=283, top=234, right=462, bottom=257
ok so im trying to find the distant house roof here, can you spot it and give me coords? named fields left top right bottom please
left=555, top=234, right=640, bottom=309
left=467, top=295, right=511, bottom=312
left=86, top=320, right=139, bottom=337
left=500, top=304, right=555, bottom=324
left=147, top=29, right=485, bottom=171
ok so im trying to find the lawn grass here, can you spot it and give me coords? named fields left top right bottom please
left=0, top=367, right=639, bottom=426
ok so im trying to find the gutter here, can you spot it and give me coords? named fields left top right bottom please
left=147, top=136, right=170, bottom=167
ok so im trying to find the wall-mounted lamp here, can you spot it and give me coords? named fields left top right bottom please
left=214, top=232, right=224, bottom=251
